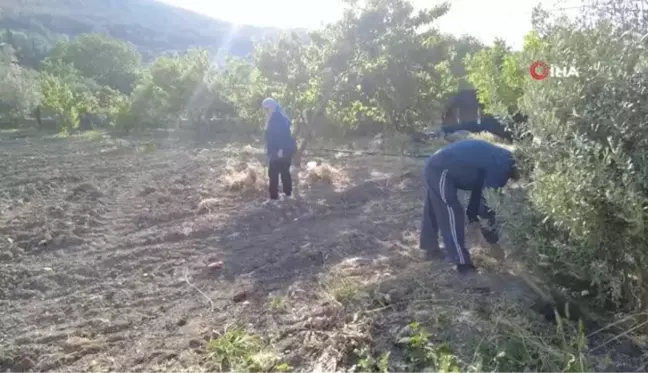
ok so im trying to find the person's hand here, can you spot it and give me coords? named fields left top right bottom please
left=277, top=149, right=283, bottom=158
left=467, top=221, right=506, bottom=261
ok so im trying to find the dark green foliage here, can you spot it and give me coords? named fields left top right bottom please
left=44, top=33, right=143, bottom=94
left=478, top=4, right=648, bottom=315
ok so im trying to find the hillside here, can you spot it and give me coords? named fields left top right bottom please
left=0, top=0, right=279, bottom=60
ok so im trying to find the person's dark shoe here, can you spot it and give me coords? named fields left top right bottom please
left=424, top=249, right=445, bottom=261
left=456, top=263, right=477, bottom=274
left=456, top=264, right=491, bottom=294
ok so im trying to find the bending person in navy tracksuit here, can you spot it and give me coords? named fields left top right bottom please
left=262, top=97, right=297, bottom=201
left=419, top=139, right=519, bottom=274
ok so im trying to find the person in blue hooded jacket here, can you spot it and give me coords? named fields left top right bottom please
left=419, top=139, right=519, bottom=275
left=262, top=98, right=297, bottom=201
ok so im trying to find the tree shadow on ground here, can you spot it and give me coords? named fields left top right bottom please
left=195, top=156, right=427, bottom=301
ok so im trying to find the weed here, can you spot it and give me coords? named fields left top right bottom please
left=80, top=130, right=107, bottom=141
left=353, top=346, right=390, bottom=373
left=398, top=322, right=461, bottom=372
left=267, top=295, right=289, bottom=312
left=135, top=143, right=157, bottom=153
left=0, top=344, right=14, bottom=370
left=323, top=275, right=367, bottom=305
left=472, top=311, right=592, bottom=372
left=205, top=329, right=288, bottom=372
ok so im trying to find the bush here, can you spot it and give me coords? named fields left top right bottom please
left=489, top=13, right=648, bottom=313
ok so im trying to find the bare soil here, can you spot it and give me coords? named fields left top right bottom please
left=0, top=131, right=642, bottom=372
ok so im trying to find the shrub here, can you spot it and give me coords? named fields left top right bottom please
left=489, top=12, right=648, bottom=312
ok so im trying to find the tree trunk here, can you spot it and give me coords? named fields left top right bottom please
left=34, top=106, right=42, bottom=128
left=292, top=94, right=331, bottom=199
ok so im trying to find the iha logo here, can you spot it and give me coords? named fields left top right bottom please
left=530, top=60, right=579, bottom=80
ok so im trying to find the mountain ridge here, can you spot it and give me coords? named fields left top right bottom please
left=0, top=0, right=285, bottom=60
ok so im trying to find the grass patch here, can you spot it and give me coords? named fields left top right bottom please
left=135, top=142, right=158, bottom=153
left=46, top=129, right=111, bottom=142
left=352, top=347, right=390, bottom=373
left=398, top=322, right=461, bottom=372
left=322, top=275, right=368, bottom=305
left=472, top=310, right=591, bottom=372
left=0, top=344, right=15, bottom=370
left=357, top=313, right=592, bottom=372
left=81, top=129, right=109, bottom=141
left=347, top=259, right=602, bottom=372
left=267, top=295, right=289, bottom=312
left=205, top=329, right=290, bottom=372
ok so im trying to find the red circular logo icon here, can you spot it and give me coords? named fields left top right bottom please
left=529, top=61, right=549, bottom=80
left=530, top=61, right=550, bottom=80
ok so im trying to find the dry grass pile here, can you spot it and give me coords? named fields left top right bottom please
left=444, top=130, right=472, bottom=143
left=223, top=159, right=265, bottom=193
left=197, top=198, right=221, bottom=214
left=468, top=131, right=508, bottom=145
left=241, top=144, right=260, bottom=155
left=302, top=161, right=340, bottom=185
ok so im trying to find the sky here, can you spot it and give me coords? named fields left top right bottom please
left=157, top=0, right=584, bottom=50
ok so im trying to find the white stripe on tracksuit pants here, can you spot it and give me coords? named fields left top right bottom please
left=421, top=166, right=472, bottom=266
